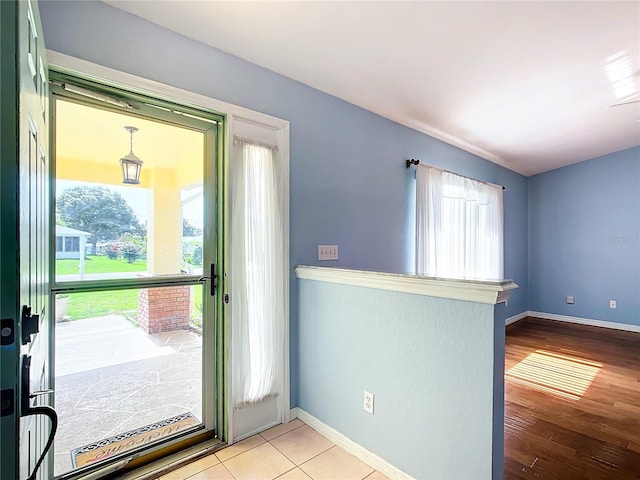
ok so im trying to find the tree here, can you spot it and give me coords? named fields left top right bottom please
left=183, top=218, right=202, bottom=237
left=57, top=186, right=142, bottom=255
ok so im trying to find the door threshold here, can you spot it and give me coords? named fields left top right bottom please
left=118, top=438, right=225, bottom=480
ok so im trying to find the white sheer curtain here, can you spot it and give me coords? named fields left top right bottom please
left=231, top=143, right=284, bottom=405
left=416, top=165, right=504, bottom=280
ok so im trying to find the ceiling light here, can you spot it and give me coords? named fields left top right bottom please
left=120, top=126, right=143, bottom=185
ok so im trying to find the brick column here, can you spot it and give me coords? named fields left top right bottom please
left=138, top=286, right=191, bottom=334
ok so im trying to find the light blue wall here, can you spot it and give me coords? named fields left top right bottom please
left=40, top=0, right=530, bottom=409
left=298, top=278, right=500, bottom=479
left=529, top=146, right=640, bottom=325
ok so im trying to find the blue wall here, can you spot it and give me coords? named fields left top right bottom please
left=39, top=0, right=529, bottom=408
left=529, top=146, right=640, bottom=325
left=298, top=277, right=499, bottom=479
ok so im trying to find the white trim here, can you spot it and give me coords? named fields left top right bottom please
left=528, top=311, right=640, bottom=333
left=296, top=409, right=414, bottom=480
left=505, top=311, right=528, bottom=326
left=280, top=123, right=291, bottom=425
left=289, top=407, right=299, bottom=420
left=295, top=266, right=517, bottom=305
left=46, top=51, right=288, bottom=129
left=46, top=51, right=291, bottom=443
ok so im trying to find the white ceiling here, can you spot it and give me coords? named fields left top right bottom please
left=106, top=1, right=640, bottom=176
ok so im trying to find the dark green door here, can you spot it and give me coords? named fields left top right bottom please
left=0, top=1, right=53, bottom=479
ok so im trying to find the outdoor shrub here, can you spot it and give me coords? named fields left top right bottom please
left=190, top=245, right=203, bottom=266
left=183, top=245, right=193, bottom=264
left=120, top=243, right=141, bottom=264
left=118, top=233, right=147, bottom=258
left=105, top=248, right=119, bottom=260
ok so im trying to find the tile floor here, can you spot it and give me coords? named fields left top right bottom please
left=156, top=420, right=388, bottom=480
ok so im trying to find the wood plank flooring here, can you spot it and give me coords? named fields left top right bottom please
left=505, top=317, right=640, bottom=479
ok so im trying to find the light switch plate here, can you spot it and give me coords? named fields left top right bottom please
left=318, top=245, right=338, bottom=261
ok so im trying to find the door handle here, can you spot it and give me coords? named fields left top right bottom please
left=20, top=355, right=58, bottom=480
left=198, top=263, right=217, bottom=297
left=23, top=405, right=57, bottom=480
left=29, top=389, right=54, bottom=399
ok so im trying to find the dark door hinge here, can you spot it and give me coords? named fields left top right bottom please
left=21, top=306, right=39, bottom=344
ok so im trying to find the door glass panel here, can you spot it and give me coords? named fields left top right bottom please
left=54, top=99, right=204, bottom=283
left=53, top=286, right=204, bottom=476
left=52, top=96, right=213, bottom=476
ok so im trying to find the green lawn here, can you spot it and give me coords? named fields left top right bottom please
left=60, top=286, right=202, bottom=322
left=56, top=255, right=147, bottom=275
left=56, top=256, right=202, bottom=323
left=63, top=289, right=139, bottom=320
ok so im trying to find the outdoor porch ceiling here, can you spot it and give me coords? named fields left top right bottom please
left=55, top=99, right=204, bottom=173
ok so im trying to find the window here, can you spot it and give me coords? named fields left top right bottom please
left=415, top=165, right=504, bottom=280
left=64, top=236, right=79, bottom=252
left=231, top=141, right=284, bottom=405
left=56, top=236, right=63, bottom=252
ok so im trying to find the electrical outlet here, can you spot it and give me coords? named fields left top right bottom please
left=318, top=245, right=338, bottom=261
left=363, top=390, right=374, bottom=414
left=567, top=296, right=575, bottom=304
left=610, top=300, right=617, bottom=309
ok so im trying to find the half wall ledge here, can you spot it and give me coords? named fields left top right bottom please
left=294, top=265, right=518, bottom=305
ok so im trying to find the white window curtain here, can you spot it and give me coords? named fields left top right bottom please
left=231, top=143, right=285, bottom=406
left=416, top=165, right=504, bottom=280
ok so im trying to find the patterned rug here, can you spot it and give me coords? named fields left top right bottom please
left=71, top=412, right=199, bottom=468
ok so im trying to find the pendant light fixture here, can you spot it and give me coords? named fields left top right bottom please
left=120, top=126, right=143, bottom=185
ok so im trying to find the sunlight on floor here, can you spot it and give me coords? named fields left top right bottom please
left=506, top=349, right=602, bottom=400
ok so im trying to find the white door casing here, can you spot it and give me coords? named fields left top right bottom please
left=227, top=117, right=290, bottom=442
left=46, top=51, right=291, bottom=444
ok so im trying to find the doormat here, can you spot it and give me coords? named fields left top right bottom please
left=70, top=412, right=199, bottom=468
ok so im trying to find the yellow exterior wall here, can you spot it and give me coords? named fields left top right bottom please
left=56, top=150, right=202, bottom=275
left=147, top=167, right=182, bottom=274
left=56, top=157, right=153, bottom=188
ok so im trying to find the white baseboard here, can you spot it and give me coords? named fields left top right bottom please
left=505, top=311, right=528, bottom=326
left=528, top=311, right=640, bottom=333
left=294, top=408, right=413, bottom=480
left=289, top=406, right=299, bottom=420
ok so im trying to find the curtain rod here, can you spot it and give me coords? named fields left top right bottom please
left=233, top=135, right=279, bottom=152
left=405, top=158, right=505, bottom=190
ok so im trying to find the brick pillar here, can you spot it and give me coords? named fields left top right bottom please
left=137, top=286, right=191, bottom=334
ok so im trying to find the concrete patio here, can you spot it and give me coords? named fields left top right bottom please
left=54, top=316, right=202, bottom=475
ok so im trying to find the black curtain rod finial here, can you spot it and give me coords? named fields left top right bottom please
left=406, top=158, right=420, bottom=168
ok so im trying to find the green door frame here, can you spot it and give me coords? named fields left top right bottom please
left=48, top=73, right=229, bottom=478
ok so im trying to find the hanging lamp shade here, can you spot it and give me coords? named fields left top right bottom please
left=120, top=126, right=143, bottom=185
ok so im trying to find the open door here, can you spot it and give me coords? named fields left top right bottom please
left=0, top=1, right=55, bottom=479
left=49, top=80, right=221, bottom=476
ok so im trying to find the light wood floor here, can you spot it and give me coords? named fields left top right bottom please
left=505, top=317, right=640, bottom=479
